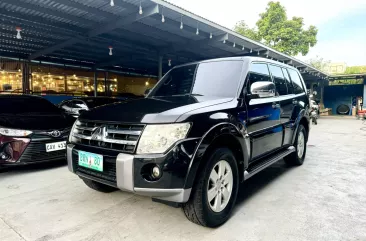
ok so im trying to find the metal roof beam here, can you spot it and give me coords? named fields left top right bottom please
left=1, top=0, right=93, bottom=27
left=28, top=4, right=160, bottom=60
left=160, top=33, right=228, bottom=55
left=0, top=9, right=85, bottom=36
left=95, top=54, right=156, bottom=68
left=55, top=0, right=114, bottom=20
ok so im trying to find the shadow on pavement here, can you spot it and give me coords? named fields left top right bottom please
left=235, top=160, right=291, bottom=209
left=0, top=159, right=67, bottom=175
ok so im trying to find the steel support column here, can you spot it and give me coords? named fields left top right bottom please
left=104, top=71, right=108, bottom=96
left=21, top=62, right=30, bottom=94
left=158, top=55, right=163, bottom=80
left=94, top=71, right=98, bottom=97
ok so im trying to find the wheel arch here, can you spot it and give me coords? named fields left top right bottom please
left=292, top=110, right=310, bottom=144
left=183, top=123, right=250, bottom=189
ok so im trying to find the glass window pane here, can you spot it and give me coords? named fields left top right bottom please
left=281, top=68, right=294, bottom=94
left=150, top=61, right=243, bottom=98
left=269, top=65, right=288, bottom=96
left=246, top=63, right=271, bottom=93
left=288, top=69, right=304, bottom=94
left=0, top=72, right=22, bottom=93
left=151, top=64, right=197, bottom=97
left=192, top=61, right=243, bottom=97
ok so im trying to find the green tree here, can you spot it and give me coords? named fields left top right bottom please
left=307, top=56, right=331, bottom=72
left=234, top=1, right=318, bottom=56
left=344, top=66, right=366, bottom=74
left=233, top=21, right=261, bottom=42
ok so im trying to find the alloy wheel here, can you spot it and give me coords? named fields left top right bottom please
left=207, top=160, right=233, bottom=213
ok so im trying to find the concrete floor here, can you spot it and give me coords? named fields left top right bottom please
left=1, top=118, right=366, bottom=241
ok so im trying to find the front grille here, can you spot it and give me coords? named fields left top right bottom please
left=73, top=151, right=117, bottom=185
left=72, top=120, right=144, bottom=153
left=20, top=141, right=66, bottom=163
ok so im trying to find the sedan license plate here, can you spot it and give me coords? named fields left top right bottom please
left=45, top=141, right=66, bottom=152
left=78, top=151, right=103, bottom=172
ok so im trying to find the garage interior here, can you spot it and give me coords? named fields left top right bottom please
left=0, top=0, right=328, bottom=103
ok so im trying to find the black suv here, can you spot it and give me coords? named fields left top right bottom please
left=67, top=57, right=310, bottom=227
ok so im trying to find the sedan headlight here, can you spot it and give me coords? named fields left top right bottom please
left=0, top=128, right=32, bottom=137
left=137, top=123, right=191, bottom=154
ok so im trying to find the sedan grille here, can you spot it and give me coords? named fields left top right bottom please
left=72, top=120, right=144, bottom=153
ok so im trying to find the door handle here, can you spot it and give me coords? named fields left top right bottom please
left=292, top=99, right=298, bottom=105
left=272, top=103, right=280, bottom=109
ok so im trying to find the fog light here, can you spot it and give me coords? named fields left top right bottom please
left=152, top=166, right=161, bottom=178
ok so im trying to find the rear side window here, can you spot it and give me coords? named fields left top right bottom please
left=268, top=65, right=288, bottom=96
left=287, top=69, right=304, bottom=94
left=246, top=63, right=271, bottom=92
left=281, top=68, right=294, bottom=94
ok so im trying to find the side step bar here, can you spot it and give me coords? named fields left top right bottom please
left=244, top=147, right=295, bottom=180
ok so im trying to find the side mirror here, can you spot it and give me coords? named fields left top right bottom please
left=144, top=88, right=151, bottom=97
left=78, top=109, right=86, bottom=114
left=250, top=81, right=275, bottom=98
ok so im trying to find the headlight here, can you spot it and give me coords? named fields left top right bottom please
left=68, top=120, right=79, bottom=142
left=137, top=123, right=191, bottom=154
left=0, top=128, right=32, bottom=137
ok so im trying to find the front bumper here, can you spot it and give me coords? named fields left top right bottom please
left=67, top=139, right=199, bottom=203
left=0, top=136, right=68, bottom=166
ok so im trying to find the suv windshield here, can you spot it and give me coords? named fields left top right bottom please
left=149, top=60, right=243, bottom=98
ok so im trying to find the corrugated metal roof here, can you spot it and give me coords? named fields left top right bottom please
left=0, top=0, right=328, bottom=79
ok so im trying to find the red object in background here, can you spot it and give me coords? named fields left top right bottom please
left=0, top=136, right=30, bottom=164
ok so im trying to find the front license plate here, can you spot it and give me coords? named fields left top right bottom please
left=78, top=151, right=103, bottom=172
left=45, top=141, right=66, bottom=152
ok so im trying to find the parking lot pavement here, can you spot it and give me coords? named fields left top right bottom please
left=1, top=118, right=366, bottom=241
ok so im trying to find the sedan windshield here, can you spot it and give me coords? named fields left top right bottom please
left=0, top=97, right=60, bottom=114
left=149, top=60, right=243, bottom=98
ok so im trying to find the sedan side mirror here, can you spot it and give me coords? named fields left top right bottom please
left=250, top=81, right=275, bottom=98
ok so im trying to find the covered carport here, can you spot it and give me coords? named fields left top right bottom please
left=0, top=0, right=328, bottom=99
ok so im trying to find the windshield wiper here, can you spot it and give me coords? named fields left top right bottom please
left=171, top=93, right=203, bottom=97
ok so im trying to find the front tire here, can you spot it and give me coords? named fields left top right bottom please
left=81, top=178, right=117, bottom=193
left=182, top=148, right=239, bottom=227
left=284, top=124, right=307, bottom=166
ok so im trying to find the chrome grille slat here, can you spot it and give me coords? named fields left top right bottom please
left=71, top=120, right=144, bottom=153
left=107, top=129, right=141, bottom=135
left=75, top=126, right=95, bottom=131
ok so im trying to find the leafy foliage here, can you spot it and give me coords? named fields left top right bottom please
left=233, top=21, right=261, bottom=42
left=234, top=1, right=318, bottom=56
left=330, top=79, right=363, bottom=85
left=307, top=56, right=331, bottom=72
left=344, top=66, right=366, bottom=74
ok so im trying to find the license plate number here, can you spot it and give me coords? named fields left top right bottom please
left=78, top=151, right=103, bottom=172
left=45, top=141, right=66, bottom=152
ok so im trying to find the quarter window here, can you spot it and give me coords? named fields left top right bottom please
left=281, top=68, right=294, bottom=94
left=269, top=65, right=288, bottom=96
left=287, top=69, right=304, bottom=94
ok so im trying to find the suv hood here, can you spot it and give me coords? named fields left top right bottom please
left=79, top=96, right=233, bottom=123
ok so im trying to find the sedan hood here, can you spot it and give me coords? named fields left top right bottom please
left=0, top=113, right=75, bottom=131
left=80, top=96, right=233, bottom=123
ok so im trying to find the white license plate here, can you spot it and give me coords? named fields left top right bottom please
left=45, top=141, right=66, bottom=152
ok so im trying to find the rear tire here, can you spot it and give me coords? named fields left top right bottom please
left=82, top=178, right=117, bottom=193
left=182, top=148, right=239, bottom=227
left=284, top=124, right=307, bottom=166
